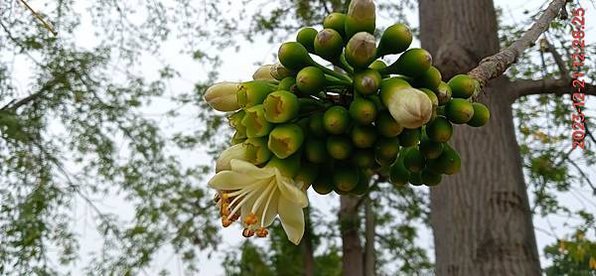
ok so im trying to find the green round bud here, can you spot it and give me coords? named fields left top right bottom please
left=380, top=77, right=411, bottom=92
left=398, top=128, right=421, bottom=147
left=353, top=69, right=382, bottom=95
left=426, top=116, right=453, bottom=142
left=351, top=171, right=370, bottom=195
left=390, top=154, right=410, bottom=186
left=268, top=124, right=305, bottom=159
left=375, top=111, right=403, bottom=137
left=314, top=29, right=344, bottom=61
left=446, top=98, right=475, bottom=124
left=430, top=143, right=461, bottom=175
left=414, top=66, right=442, bottom=91
left=435, top=81, right=452, bottom=106
left=403, top=147, right=426, bottom=173
left=333, top=166, right=360, bottom=193
left=327, top=135, right=353, bottom=160
left=295, top=163, right=319, bottom=189
left=420, top=88, right=439, bottom=108
left=278, top=76, right=297, bottom=91
left=244, top=137, right=273, bottom=165
left=419, top=138, right=444, bottom=160
left=409, top=172, right=423, bottom=186
left=351, top=125, right=377, bottom=148
left=369, top=60, right=387, bottom=71
left=296, top=27, right=318, bottom=53
left=263, top=90, right=299, bottom=123
left=323, top=13, right=347, bottom=38
left=448, top=74, right=478, bottom=99
left=242, top=105, right=274, bottom=138
left=383, top=48, right=432, bottom=78
left=312, top=174, right=334, bottom=195
left=278, top=42, right=313, bottom=70
left=345, top=32, right=377, bottom=68
left=296, top=66, right=326, bottom=94
left=375, top=137, right=400, bottom=165
left=345, top=0, right=376, bottom=38
left=323, top=106, right=350, bottom=134
left=349, top=98, right=377, bottom=125
left=421, top=169, right=442, bottom=186
left=377, top=23, right=412, bottom=56
left=352, top=149, right=376, bottom=168
left=237, top=81, right=275, bottom=108
left=467, top=102, right=491, bottom=127
left=305, top=138, right=328, bottom=164
left=308, top=112, right=326, bottom=137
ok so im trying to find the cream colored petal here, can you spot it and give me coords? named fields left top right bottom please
left=259, top=189, right=280, bottom=227
left=230, top=159, right=275, bottom=179
left=208, top=171, right=258, bottom=190
left=277, top=197, right=305, bottom=245
left=274, top=171, right=308, bottom=208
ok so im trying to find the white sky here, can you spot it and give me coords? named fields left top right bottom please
left=8, top=0, right=596, bottom=275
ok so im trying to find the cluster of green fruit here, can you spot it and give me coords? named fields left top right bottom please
left=204, top=0, right=490, bottom=196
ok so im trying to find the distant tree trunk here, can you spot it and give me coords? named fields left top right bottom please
left=364, top=196, right=376, bottom=276
left=419, top=0, right=541, bottom=275
left=301, top=208, right=315, bottom=276
left=339, top=195, right=364, bottom=276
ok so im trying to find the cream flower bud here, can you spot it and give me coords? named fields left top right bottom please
left=204, top=82, right=241, bottom=112
left=383, top=87, right=433, bottom=129
left=252, top=64, right=276, bottom=81
left=215, top=143, right=249, bottom=172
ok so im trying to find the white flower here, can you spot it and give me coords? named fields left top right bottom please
left=209, top=159, right=308, bottom=245
left=204, top=82, right=241, bottom=112
left=384, top=87, right=433, bottom=129
left=215, top=144, right=249, bottom=172
left=252, top=64, right=276, bottom=81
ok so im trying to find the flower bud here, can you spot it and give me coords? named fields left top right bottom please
left=237, top=81, right=276, bottom=108
left=323, top=13, right=347, bottom=38
left=270, top=63, right=293, bottom=80
left=244, top=137, right=273, bottom=165
left=263, top=90, right=299, bottom=123
left=242, top=105, right=274, bottom=138
left=354, top=69, right=381, bottom=95
left=278, top=42, right=314, bottom=70
left=215, top=143, right=249, bottom=172
left=252, top=64, right=276, bottom=81
left=382, top=87, right=433, bottom=129
left=204, top=82, right=241, bottom=112
left=268, top=124, right=305, bottom=159
left=377, top=23, right=412, bottom=56
left=228, top=110, right=247, bottom=138
left=296, top=27, right=318, bottom=53
left=314, top=29, right=344, bottom=61
left=296, top=66, right=326, bottom=95
left=345, top=32, right=376, bottom=68
left=345, top=0, right=376, bottom=38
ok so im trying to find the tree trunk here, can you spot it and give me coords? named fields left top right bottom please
left=339, top=195, right=364, bottom=276
left=364, top=196, right=376, bottom=276
left=418, top=0, right=542, bottom=275
left=301, top=208, right=315, bottom=276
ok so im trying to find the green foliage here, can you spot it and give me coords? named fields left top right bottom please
left=544, top=229, right=596, bottom=275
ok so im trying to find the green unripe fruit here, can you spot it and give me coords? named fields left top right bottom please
left=369, top=60, right=387, bottom=71
left=308, top=112, right=326, bottom=137
left=345, top=0, right=376, bottom=38
left=314, top=29, right=344, bottom=61
left=432, top=144, right=461, bottom=175
left=312, top=174, right=333, bottom=195
left=375, top=137, right=400, bottom=165
left=305, top=139, right=328, bottom=164
left=333, top=166, right=360, bottom=193
left=409, top=172, right=423, bottom=186
left=296, top=66, right=326, bottom=94
left=419, top=138, right=444, bottom=159
left=353, top=69, right=382, bottom=95
left=448, top=74, right=478, bottom=99
left=345, top=32, right=377, bottom=68
left=351, top=125, right=377, bottom=148
left=327, top=136, right=353, bottom=160
left=268, top=124, right=305, bottom=159
left=242, top=105, right=274, bottom=138
left=426, top=116, right=453, bottom=142
left=420, top=88, right=439, bottom=107
left=263, top=90, right=299, bottom=123
left=467, top=102, right=491, bottom=127
left=377, top=23, right=412, bottom=56
left=278, top=77, right=297, bottom=91
left=414, top=67, right=442, bottom=90
left=323, top=106, right=350, bottom=134
left=237, top=81, right=275, bottom=108
left=380, top=77, right=411, bottom=92
left=352, top=149, right=376, bottom=168
left=383, top=48, right=432, bottom=78
left=446, top=98, right=475, bottom=124
left=278, top=42, right=313, bottom=70
left=349, top=98, right=377, bottom=125
left=296, top=27, right=318, bottom=53
left=403, top=147, right=426, bottom=173
left=323, top=13, right=347, bottom=38
left=421, top=169, right=442, bottom=186
left=398, top=128, right=421, bottom=147
left=390, top=154, right=410, bottom=186
left=376, top=112, right=403, bottom=137
left=435, top=82, right=452, bottom=106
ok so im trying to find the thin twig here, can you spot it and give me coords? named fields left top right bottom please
left=18, top=0, right=57, bottom=36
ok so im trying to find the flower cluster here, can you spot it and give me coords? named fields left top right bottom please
left=204, top=0, right=491, bottom=244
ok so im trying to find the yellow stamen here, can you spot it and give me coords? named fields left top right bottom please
left=242, top=228, right=255, bottom=237
left=244, top=213, right=258, bottom=225
left=221, top=217, right=233, bottom=227
left=256, top=227, right=268, bottom=237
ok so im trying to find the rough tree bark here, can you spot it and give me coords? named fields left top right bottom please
left=418, top=0, right=563, bottom=274
left=339, top=195, right=364, bottom=276
left=301, top=208, right=315, bottom=276
left=364, top=196, right=376, bottom=276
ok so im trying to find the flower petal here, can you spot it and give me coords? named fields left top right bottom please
left=230, top=159, right=275, bottom=179
left=275, top=171, right=308, bottom=207
left=259, top=189, right=280, bottom=227
left=277, top=197, right=305, bottom=245
left=208, top=171, right=258, bottom=190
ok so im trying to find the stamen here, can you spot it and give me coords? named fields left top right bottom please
left=260, top=187, right=277, bottom=227
left=251, top=180, right=275, bottom=214
left=256, top=227, right=268, bottom=237
left=244, top=213, right=258, bottom=225
left=221, top=217, right=233, bottom=227
left=242, top=228, right=255, bottom=237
